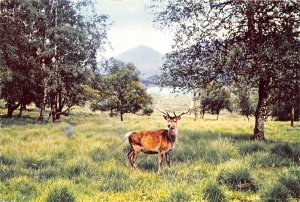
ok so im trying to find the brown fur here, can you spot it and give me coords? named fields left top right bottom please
left=127, top=117, right=179, bottom=172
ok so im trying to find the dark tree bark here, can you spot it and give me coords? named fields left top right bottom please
left=7, top=102, right=20, bottom=118
left=291, top=107, right=295, bottom=127
left=120, top=112, right=124, bottom=122
left=253, top=79, right=269, bottom=140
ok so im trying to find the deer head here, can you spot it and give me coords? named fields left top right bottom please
left=156, top=94, right=193, bottom=132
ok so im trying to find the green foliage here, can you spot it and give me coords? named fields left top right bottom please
left=0, top=0, right=111, bottom=119
left=203, top=182, right=227, bottom=202
left=151, top=0, right=300, bottom=139
left=200, top=82, right=232, bottom=119
left=46, top=187, right=75, bottom=202
left=91, top=59, right=153, bottom=121
left=217, top=167, right=258, bottom=192
left=233, top=86, right=257, bottom=119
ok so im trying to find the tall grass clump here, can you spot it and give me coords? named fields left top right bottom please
left=217, top=167, right=258, bottom=192
left=0, top=166, right=18, bottom=181
left=262, top=183, right=290, bottom=202
left=239, top=141, right=266, bottom=155
left=0, top=154, right=16, bottom=165
left=248, top=151, right=292, bottom=168
left=90, top=147, right=108, bottom=162
left=203, top=181, right=227, bottom=202
left=270, top=143, right=298, bottom=161
left=64, top=159, right=95, bottom=178
left=36, top=166, right=61, bottom=180
left=159, top=190, right=191, bottom=202
left=46, top=187, right=75, bottom=202
left=22, top=157, right=55, bottom=170
left=203, top=138, right=238, bottom=164
left=1, top=177, right=37, bottom=201
left=278, top=168, right=300, bottom=199
left=99, top=169, right=132, bottom=192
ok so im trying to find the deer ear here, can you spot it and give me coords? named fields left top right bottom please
left=177, top=116, right=181, bottom=120
left=163, top=115, right=168, bottom=120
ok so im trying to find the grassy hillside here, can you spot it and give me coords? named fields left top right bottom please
left=0, top=102, right=299, bottom=201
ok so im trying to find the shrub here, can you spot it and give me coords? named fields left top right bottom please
left=239, top=142, right=266, bottom=155
left=203, top=182, right=227, bottom=202
left=46, top=187, right=75, bottom=202
left=262, top=183, right=290, bottom=202
left=217, top=167, right=258, bottom=192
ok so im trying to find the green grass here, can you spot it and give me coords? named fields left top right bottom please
left=0, top=100, right=299, bottom=201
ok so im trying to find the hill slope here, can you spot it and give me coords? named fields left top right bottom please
left=116, top=45, right=164, bottom=79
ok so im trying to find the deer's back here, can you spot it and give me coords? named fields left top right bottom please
left=128, top=129, right=170, bottom=153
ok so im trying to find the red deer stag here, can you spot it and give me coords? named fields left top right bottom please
left=125, top=95, right=193, bottom=172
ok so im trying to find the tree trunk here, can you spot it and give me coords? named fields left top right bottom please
left=38, top=60, right=47, bottom=123
left=7, top=102, right=20, bottom=118
left=253, top=80, right=268, bottom=140
left=216, top=113, right=219, bottom=120
left=18, top=104, right=24, bottom=117
left=120, top=112, right=124, bottom=121
left=291, top=107, right=295, bottom=127
left=193, top=92, right=198, bottom=121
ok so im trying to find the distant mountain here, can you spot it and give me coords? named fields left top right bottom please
left=116, top=45, right=164, bottom=79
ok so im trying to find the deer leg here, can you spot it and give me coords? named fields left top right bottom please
left=158, top=152, right=163, bottom=173
left=166, top=152, right=171, bottom=168
left=127, top=149, right=134, bottom=167
left=131, top=147, right=141, bottom=168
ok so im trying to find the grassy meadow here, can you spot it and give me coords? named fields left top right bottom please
left=0, top=94, right=300, bottom=202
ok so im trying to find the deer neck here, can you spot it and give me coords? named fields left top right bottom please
left=168, top=128, right=177, bottom=142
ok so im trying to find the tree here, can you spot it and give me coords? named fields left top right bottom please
left=200, top=82, right=232, bottom=120
left=91, top=59, right=153, bottom=121
left=0, top=0, right=40, bottom=117
left=150, top=0, right=300, bottom=139
left=35, top=0, right=110, bottom=122
left=233, top=85, right=257, bottom=121
left=0, top=0, right=110, bottom=120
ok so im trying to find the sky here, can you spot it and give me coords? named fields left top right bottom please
left=95, top=0, right=174, bottom=58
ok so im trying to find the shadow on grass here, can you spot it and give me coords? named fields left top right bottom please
left=0, top=115, right=38, bottom=126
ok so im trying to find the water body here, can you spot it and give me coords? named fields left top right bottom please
left=146, top=86, right=174, bottom=94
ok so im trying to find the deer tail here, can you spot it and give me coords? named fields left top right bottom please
left=124, top=131, right=134, bottom=138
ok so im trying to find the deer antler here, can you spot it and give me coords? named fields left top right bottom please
left=177, top=94, right=194, bottom=117
left=156, top=96, right=170, bottom=117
